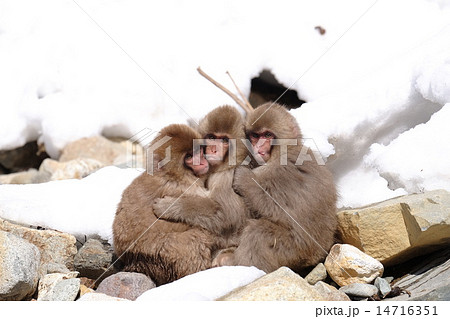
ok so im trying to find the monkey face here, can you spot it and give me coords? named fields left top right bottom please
left=184, top=148, right=209, bottom=176
left=249, top=130, right=275, bottom=162
left=204, top=133, right=230, bottom=166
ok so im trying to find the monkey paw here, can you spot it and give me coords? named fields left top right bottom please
left=232, top=166, right=253, bottom=195
left=212, top=248, right=236, bottom=267
left=153, top=197, right=177, bottom=219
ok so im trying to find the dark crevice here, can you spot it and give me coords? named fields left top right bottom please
left=249, top=69, right=306, bottom=110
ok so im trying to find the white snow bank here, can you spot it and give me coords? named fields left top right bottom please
left=0, top=166, right=141, bottom=243
left=292, top=23, right=450, bottom=207
left=137, top=266, right=265, bottom=301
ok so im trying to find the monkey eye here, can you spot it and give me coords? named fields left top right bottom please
left=264, top=132, right=274, bottom=138
left=222, top=137, right=229, bottom=144
left=206, top=134, right=215, bottom=140
left=185, top=153, right=193, bottom=160
left=250, top=132, right=260, bottom=139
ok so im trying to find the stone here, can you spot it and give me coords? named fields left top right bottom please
left=305, top=263, right=327, bottom=285
left=39, top=158, right=104, bottom=180
left=37, top=271, right=79, bottom=301
left=324, top=244, right=384, bottom=287
left=96, top=272, right=156, bottom=300
left=79, top=284, right=94, bottom=297
left=388, top=248, right=450, bottom=301
left=0, top=169, right=45, bottom=184
left=337, top=189, right=450, bottom=266
left=59, top=136, right=126, bottom=166
left=0, top=231, right=41, bottom=300
left=74, top=239, right=115, bottom=281
left=314, top=281, right=351, bottom=301
left=78, top=292, right=129, bottom=301
left=50, top=278, right=80, bottom=301
left=339, top=283, right=378, bottom=298
left=374, top=277, right=391, bottom=298
left=0, top=217, right=77, bottom=276
left=217, top=267, right=326, bottom=301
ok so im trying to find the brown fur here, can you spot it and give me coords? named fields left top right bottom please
left=112, top=124, right=220, bottom=286
left=230, top=103, right=338, bottom=273
left=153, top=106, right=249, bottom=249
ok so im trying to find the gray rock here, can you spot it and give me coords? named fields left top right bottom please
left=74, top=238, right=115, bottom=281
left=96, top=272, right=155, bottom=300
left=0, top=217, right=77, bottom=277
left=305, top=263, right=327, bottom=285
left=374, top=277, right=391, bottom=298
left=339, top=283, right=378, bottom=298
left=50, top=278, right=80, bottom=301
left=37, top=272, right=79, bottom=301
left=0, top=231, right=41, bottom=300
left=388, top=248, right=450, bottom=301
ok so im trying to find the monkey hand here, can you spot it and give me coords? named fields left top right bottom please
left=232, top=166, right=254, bottom=196
left=153, top=196, right=178, bottom=219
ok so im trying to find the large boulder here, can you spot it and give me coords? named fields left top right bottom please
left=0, top=231, right=41, bottom=300
left=337, top=189, right=450, bottom=266
left=0, top=217, right=77, bottom=276
left=217, top=267, right=326, bottom=301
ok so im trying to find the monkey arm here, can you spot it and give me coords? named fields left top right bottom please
left=153, top=196, right=232, bottom=235
left=233, top=165, right=300, bottom=228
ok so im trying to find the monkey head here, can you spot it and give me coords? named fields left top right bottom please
left=245, top=103, right=303, bottom=165
left=149, top=124, right=209, bottom=180
left=198, top=105, right=246, bottom=170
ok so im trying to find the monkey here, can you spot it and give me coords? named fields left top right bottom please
left=216, top=102, right=338, bottom=274
left=112, top=124, right=221, bottom=286
left=153, top=106, right=250, bottom=260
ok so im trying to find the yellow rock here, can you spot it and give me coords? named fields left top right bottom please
left=337, top=189, right=450, bottom=266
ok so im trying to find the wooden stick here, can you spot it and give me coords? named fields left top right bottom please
left=226, top=71, right=253, bottom=112
left=197, top=66, right=251, bottom=113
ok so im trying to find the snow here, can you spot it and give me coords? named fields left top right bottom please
left=136, top=266, right=265, bottom=301
left=0, top=1, right=449, bottom=249
left=0, top=166, right=140, bottom=243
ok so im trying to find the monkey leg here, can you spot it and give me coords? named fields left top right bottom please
left=232, top=219, right=300, bottom=273
left=121, top=228, right=217, bottom=286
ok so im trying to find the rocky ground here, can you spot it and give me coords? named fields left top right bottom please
left=0, top=137, right=449, bottom=301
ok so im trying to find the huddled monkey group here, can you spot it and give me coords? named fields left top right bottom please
left=113, top=103, right=338, bottom=286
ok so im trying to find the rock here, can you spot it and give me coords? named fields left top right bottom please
left=374, top=277, right=391, bottom=298
left=37, top=272, right=79, bottom=301
left=59, top=136, right=126, bottom=166
left=0, top=217, right=77, bottom=276
left=340, top=283, right=378, bottom=298
left=0, top=231, right=41, bottom=300
left=305, top=263, right=327, bottom=285
left=79, top=284, right=94, bottom=297
left=0, top=169, right=45, bottom=184
left=96, top=272, right=156, bottom=300
left=50, top=278, right=80, bottom=301
left=337, top=189, right=450, bottom=266
left=78, top=292, right=129, bottom=301
left=387, top=248, right=450, bottom=301
left=324, top=244, right=384, bottom=286
left=74, top=239, right=115, bottom=282
left=218, top=267, right=325, bottom=301
left=314, top=281, right=351, bottom=301
left=39, top=158, right=104, bottom=180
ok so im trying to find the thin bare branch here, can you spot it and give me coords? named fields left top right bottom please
left=197, top=66, right=252, bottom=114
left=226, top=71, right=253, bottom=112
